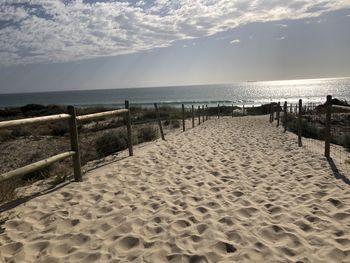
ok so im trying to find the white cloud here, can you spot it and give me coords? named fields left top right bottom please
left=0, top=0, right=349, bottom=66
left=276, top=36, right=286, bottom=40
left=230, top=39, right=241, bottom=44
left=276, top=24, right=288, bottom=27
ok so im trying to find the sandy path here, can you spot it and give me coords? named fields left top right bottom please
left=1, top=116, right=349, bottom=262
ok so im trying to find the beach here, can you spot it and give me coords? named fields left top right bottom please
left=0, top=115, right=349, bottom=262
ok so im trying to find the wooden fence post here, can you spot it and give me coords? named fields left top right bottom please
left=191, top=105, right=195, bottom=128
left=243, top=105, right=245, bottom=116
left=232, top=104, right=234, bottom=118
left=269, top=103, right=273, bottom=123
left=325, top=95, right=332, bottom=157
left=202, top=105, right=205, bottom=122
left=217, top=104, right=220, bottom=119
left=283, top=101, right=287, bottom=132
left=67, top=106, right=82, bottom=182
left=154, top=103, right=165, bottom=140
left=198, top=106, right=201, bottom=124
left=206, top=105, right=208, bottom=120
left=276, top=102, right=280, bottom=127
left=298, top=99, right=302, bottom=147
left=182, top=104, right=185, bottom=132
left=290, top=103, right=292, bottom=113
left=125, top=100, right=133, bottom=156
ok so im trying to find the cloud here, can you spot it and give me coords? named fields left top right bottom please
left=276, top=24, right=288, bottom=27
left=230, top=39, right=241, bottom=44
left=276, top=36, right=286, bottom=40
left=0, top=0, right=350, bottom=66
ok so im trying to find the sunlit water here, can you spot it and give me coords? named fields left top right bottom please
left=0, top=77, right=349, bottom=107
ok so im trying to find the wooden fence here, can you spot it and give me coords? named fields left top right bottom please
left=152, top=103, right=210, bottom=140
left=269, top=95, right=350, bottom=159
left=0, top=102, right=216, bottom=184
left=0, top=101, right=133, bottom=184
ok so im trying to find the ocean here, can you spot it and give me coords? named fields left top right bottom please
left=0, top=77, right=349, bottom=108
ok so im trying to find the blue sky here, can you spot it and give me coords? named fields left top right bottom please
left=0, top=0, right=350, bottom=93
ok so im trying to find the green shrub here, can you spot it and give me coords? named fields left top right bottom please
left=95, top=131, right=128, bottom=157
left=171, top=119, right=180, bottom=128
left=286, top=116, right=323, bottom=139
left=138, top=126, right=159, bottom=143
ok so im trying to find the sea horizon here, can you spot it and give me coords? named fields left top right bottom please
left=1, top=77, right=349, bottom=108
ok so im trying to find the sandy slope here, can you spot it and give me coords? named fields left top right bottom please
left=0, top=116, right=349, bottom=263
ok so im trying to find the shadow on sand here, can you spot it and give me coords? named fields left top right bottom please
left=0, top=155, right=129, bottom=215
left=327, top=157, right=350, bottom=185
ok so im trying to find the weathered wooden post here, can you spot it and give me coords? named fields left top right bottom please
left=67, top=106, right=82, bottom=182
left=295, top=104, right=297, bottom=115
left=191, top=105, right=195, bottom=128
left=202, top=105, right=205, bottom=122
left=242, top=105, right=245, bottom=116
left=269, top=103, right=273, bottom=123
left=125, top=100, right=133, bottom=156
left=283, top=101, right=287, bottom=132
left=154, top=103, right=165, bottom=140
left=290, top=103, right=292, bottom=114
left=325, top=95, right=332, bottom=157
left=298, top=99, right=302, bottom=147
left=198, top=106, right=201, bottom=124
left=217, top=104, right=220, bottom=119
left=232, top=104, right=234, bottom=118
left=206, top=105, right=208, bottom=120
left=276, top=102, right=280, bottom=127
left=182, top=104, right=185, bottom=132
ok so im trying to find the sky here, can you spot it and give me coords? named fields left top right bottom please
left=0, top=0, right=350, bottom=94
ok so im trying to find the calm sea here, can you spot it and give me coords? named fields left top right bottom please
left=0, top=77, right=349, bottom=108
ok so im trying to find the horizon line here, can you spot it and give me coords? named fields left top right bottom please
left=0, top=76, right=349, bottom=96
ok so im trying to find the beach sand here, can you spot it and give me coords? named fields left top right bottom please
left=1, top=116, right=349, bottom=262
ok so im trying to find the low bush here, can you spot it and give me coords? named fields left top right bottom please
left=22, top=165, right=53, bottom=182
left=170, top=119, right=180, bottom=128
left=247, top=103, right=278, bottom=115
left=286, top=116, right=324, bottom=139
left=49, top=163, right=71, bottom=185
left=0, top=180, right=18, bottom=203
left=138, top=126, right=159, bottom=143
left=11, top=127, right=30, bottom=137
left=0, top=130, right=14, bottom=142
left=163, top=119, right=180, bottom=128
left=95, top=131, right=128, bottom=157
left=50, top=122, right=69, bottom=136
left=339, top=133, right=350, bottom=151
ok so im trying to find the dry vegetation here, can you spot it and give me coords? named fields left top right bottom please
left=0, top=104, right=187, bottom=204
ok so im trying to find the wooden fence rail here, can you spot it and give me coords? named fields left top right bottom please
left=0, top=103, right=133, bottom=183
left=0, top=114, right=71, bottom=130
left=0, top=151, right=75, bottom=183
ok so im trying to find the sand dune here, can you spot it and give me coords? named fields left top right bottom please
left=1, top=116, right=349, bottom=262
